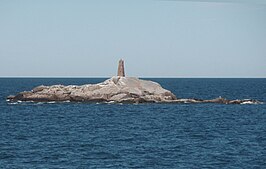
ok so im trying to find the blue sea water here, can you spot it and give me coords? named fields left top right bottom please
left=0, top=78, right=265, bottom=168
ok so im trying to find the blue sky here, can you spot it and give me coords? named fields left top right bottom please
left=0, top=0, right=265, bottom=77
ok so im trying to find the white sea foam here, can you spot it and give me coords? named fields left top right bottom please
left=25, top=101, right=34, bottom=103
left=240, top=100, right=261, bottom=105
left=241, top=101, right=253, bottom=104
left=9, top=102, right=18, bottom=105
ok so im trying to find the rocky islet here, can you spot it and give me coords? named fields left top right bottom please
left=7, top=60, right=262, bottom=104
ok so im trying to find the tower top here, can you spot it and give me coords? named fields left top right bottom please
left=117, top=59, right=125, bottom=77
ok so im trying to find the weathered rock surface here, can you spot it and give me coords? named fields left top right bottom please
left=7, top=76, right=262, bottom=104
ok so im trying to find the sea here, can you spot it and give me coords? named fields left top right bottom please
left=0, top=78, right=265, bottom=168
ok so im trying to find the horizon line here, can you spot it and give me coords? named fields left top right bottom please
left=0, top=76, right=265, bottom=78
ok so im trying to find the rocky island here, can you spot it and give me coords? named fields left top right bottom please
left=7, top=60, right=262, bottom=104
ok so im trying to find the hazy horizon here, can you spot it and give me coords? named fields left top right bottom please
left=0, top=0, right=265, bottom=78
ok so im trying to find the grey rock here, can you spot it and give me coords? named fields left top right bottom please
left=7, top=76, right=176, bottom=103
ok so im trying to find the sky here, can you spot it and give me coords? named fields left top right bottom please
left=0, top=0, right=265, bottom=77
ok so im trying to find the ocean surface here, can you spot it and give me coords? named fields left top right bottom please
left=0, top=78, right=265, bottom=168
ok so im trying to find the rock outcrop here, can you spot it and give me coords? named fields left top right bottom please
left=7, top=76, right=177, bottom=103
